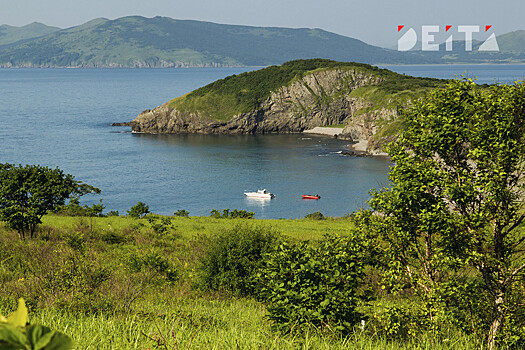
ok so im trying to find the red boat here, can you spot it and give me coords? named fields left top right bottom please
left=302, top=194, right=321, bottom=199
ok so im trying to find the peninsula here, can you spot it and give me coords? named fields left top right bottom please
left=124, top=59, right=445, bottom=154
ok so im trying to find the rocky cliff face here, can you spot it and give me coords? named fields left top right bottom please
left=130, top=69, right=398, bottom=153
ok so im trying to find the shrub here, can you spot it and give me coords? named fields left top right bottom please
left=101, top=230, right=130, bottom=244
left=197, top=224, right=279, bottom=296
left=126, top=251, right=178, bottom=283
left=64, top=232, right=85, bottom=253
left=366, top=303, right=427, bottom=340
left=127, top=202, right=150, bottom=218
left=229, top=209, right=255, bottom=219
left=258, top=233, right=370, bottom=334
left=173, top=209, right=189, bottom=217
left=146, top=215, right=172, bottom=234
left=304, top=211, right=324, bottom=220
left=209, top=209, right=255, bottom=219
left=209, top=209, right=224, bottom=218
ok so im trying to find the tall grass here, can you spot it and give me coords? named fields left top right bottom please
left=30, top=300, right=483, bottom=349
left=0, top=215, right=484, bottom=349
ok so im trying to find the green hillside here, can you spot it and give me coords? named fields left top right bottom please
left=0, top=16, right=430, bottom=68
left=1, top=16, right=522, bottom=67
left=399, top=31, right=525, bottom=63
left=168, top=59, right=445, bottom=121
left=0, top=22, right=60, bottom=46
left=497, top=30, right=525, bottom=53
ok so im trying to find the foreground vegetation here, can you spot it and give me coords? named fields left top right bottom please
left=0, top=215, right=492, bottom=349
left=2, top=79, right=525, bottom=349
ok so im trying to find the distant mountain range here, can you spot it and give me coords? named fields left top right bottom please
left=0, top=16, right=523, bottom=68
left=0, top=22, right=60, bottom=46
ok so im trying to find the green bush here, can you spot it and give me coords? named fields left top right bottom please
left=126, top=251, right=178, bottom=283
left=100, top=230, right=130, bottom=244
left=258, top=233, right=370, bottom=334
left=197, top=224, right=278, bottom=296
left=173, top=209, right=189, bottom=217
left=55, top=197, right=106, bottom=217
left=304, top=211, right=324, bottom=220
left=366, top=303, right=427, bottom=340
left=127, top=202, right=150, bottom=218
left=146, top=215, right=173, bottom=234
left=209, top=209, right=255, bottom=219
left=229, top=209, right=255, bottom=219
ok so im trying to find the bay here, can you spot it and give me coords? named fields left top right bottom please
left=380, top=64, right=525, bottom=84
left=1, top=64, right=523, bottom=219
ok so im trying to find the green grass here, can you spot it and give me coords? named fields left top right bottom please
left=23, top=297, right=483, bottom=349
left=40, top=215, right=354, bottom=242
left=0, top=215, right=485, bottom=349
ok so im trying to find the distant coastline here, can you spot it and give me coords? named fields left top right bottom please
left=1, top=16, right=524, bottom=68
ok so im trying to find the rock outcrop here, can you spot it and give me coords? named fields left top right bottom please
left=129, top=68, right=404, bottom=153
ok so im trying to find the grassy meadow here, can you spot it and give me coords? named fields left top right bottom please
left=0, top=214, right=488, bottom=349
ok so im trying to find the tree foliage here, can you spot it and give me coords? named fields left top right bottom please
left=258, top=233, right=371, bottom=334
left=126, top=201, right=150, bottom=218
left=0, top=164, right=100, bottom=239
left=359, top=79, right=525, bottom=348
left=197, top=224, right=278, bottom=296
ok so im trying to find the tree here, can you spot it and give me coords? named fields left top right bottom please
left=127, top=201, right=150, bottom=218
left=360, top=79, right=525, bottom=348
left=0, top=164, right=100, bottom=239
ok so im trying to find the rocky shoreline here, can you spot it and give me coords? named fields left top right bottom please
left=113, top=121, right=388, bottom=157
left=122, top=69, right=398, bottom=154
left=114, top=61, right=431, bottom=156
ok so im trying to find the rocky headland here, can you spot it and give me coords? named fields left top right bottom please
left=122, top=59, right=444, bottom=154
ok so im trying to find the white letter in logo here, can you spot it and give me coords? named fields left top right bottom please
left=458, top=25, right=480, bottom=51
left=398, top=28, right=417, bottom=51
left=479, top=33, right=499, bottom=51
left=422, top=25, right=439, bottom=51
left=445, top=35, right=453, bottom=51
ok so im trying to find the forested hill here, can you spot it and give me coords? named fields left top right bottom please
left=0, top=16, right=431, bottom=68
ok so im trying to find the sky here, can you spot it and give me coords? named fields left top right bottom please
left=0, top=0, right=523, bottom=48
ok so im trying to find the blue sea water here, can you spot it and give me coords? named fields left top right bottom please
left=1, top=65, right=524, bottom=218
left=380, top=64, right=525, bottom=84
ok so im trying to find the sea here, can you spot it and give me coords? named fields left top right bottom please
left=1, top=64, right=524, bottom=219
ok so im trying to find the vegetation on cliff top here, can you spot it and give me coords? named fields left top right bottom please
left=168, top=58, right=446, bottom=121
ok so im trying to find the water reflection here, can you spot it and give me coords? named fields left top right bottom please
left=244, top=197, right=272, bottom=207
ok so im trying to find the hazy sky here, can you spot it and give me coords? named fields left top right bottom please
left=0, top=0, right=523, bottom=47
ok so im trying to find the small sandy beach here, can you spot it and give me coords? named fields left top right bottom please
left=302, top=127, right=344, bottom=136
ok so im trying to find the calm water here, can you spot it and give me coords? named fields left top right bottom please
left=1, top=65, right=524, bottom=218
left=380, top=64, right=525, bottom=84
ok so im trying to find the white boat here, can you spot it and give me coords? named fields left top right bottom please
left=244, top=189, right=275, bottom=199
